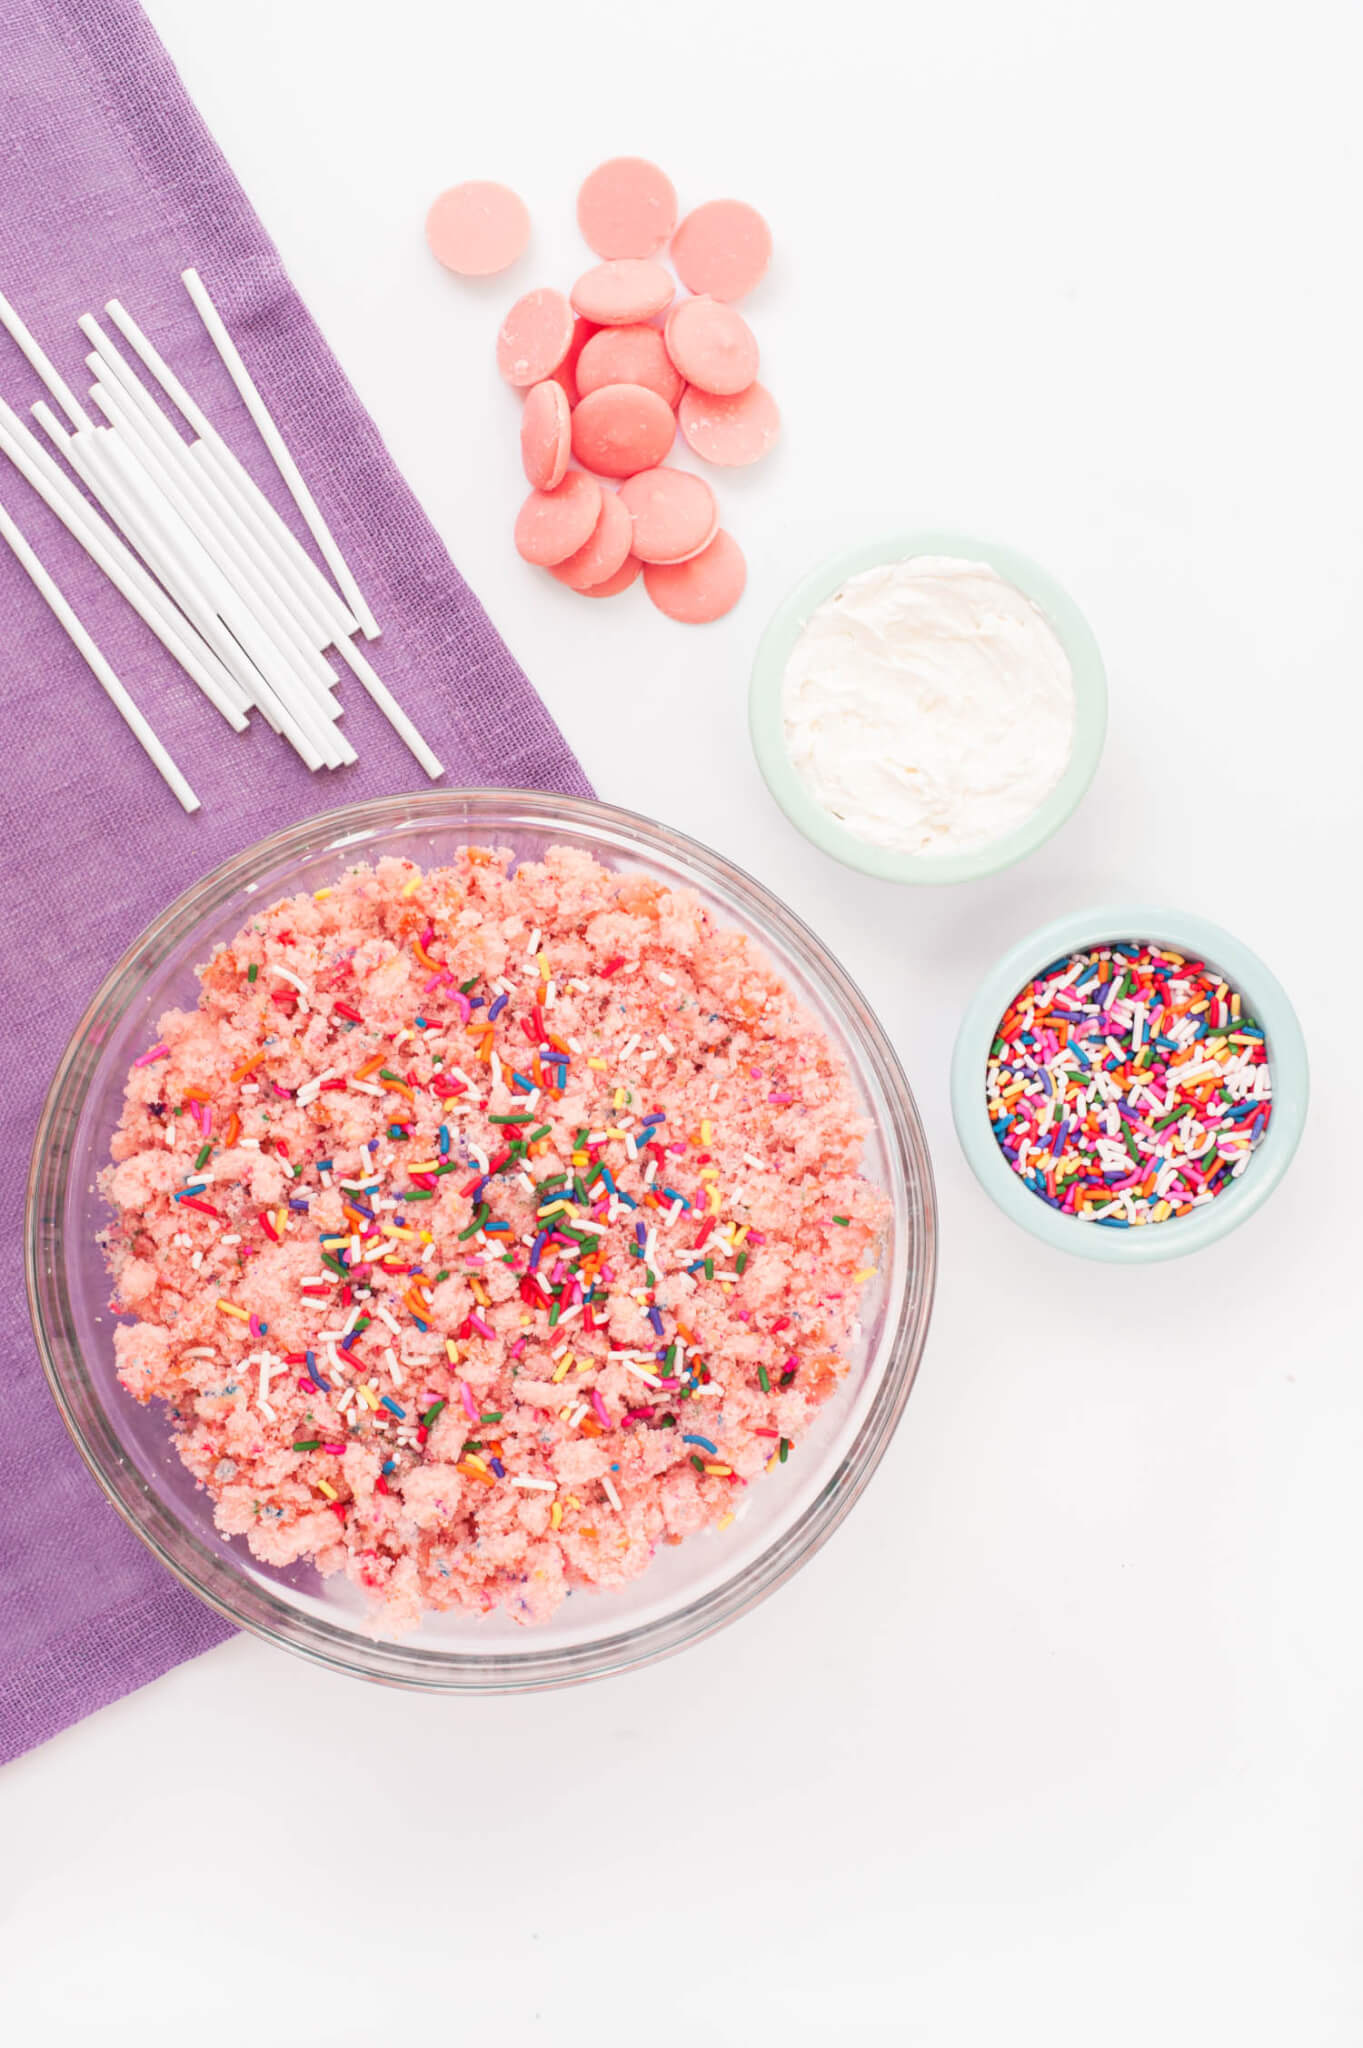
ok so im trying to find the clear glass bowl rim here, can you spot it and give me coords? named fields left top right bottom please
left=26, top=789, right=938, bottom=1693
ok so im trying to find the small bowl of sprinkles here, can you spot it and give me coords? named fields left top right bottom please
left=951, top=907, right=1308, bottom=1262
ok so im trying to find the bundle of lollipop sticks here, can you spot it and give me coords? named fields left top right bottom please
left=0, top=268, right=443, bottom=812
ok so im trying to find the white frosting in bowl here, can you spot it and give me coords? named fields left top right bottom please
left=780, top=555, right=1076, bottom=857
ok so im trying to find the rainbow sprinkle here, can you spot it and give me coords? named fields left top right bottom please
left=986, top=942, right=1271, bottom=1226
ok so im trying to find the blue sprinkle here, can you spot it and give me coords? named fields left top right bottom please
left=367, top=1138, right=379, bottom=1153
left=660, top=1186, right=689, bottom=1207
left=511, top=1070, right=533, bottom=1091
left=647, top=1306, right=665, bottom=1336
left=489, top=1457, right=506, bottom=1478
left=288, top=1197, right=309, bottom=1212
left=682, top=1433, right=717, bottom=1454
left=634, top=1221, right=647, bottom=1246
left=414, top=1016, right=427, bottom=1028
left=382, top=1459, right=397, bottom=1474
left=380, top=1396, right=406, bottom=1418
left=488, top=992, right=509, bottom=1021
left=438, top=1124, right=451, bottom=1154
left=315, top=1158, right=333, bottom=1172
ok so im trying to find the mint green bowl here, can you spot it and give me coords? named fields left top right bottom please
left=748, top=531, right=1108, bottom=885
left=950, top=906, right=1309, bottom=1263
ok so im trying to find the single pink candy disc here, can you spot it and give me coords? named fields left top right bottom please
left=670, top=200, right=772, bottom=303
left=514, top=468, right=602, bottom=566
left=426, top=181, right=530, bottom=277
left=619, top=466, right=719, bottom=565
left=570, top=259, right=675, bottom=326
left=577, top=158, right=678, bottom=260
left=549, top=487, right=634, bottom=590
left=497, top=288, right=575, bottom=388
left=581, top=554, right=642, bottom=598
left=643, top=529, right=747, bottom=622
left=520, top=380, right=572, bottom=490
left=576, top=324, right=684, bottom=408
left=570, top=383, right=676, bottom=478
left=677, top=381, right=780, bottom=467
left=664, top=296, right=759, bottom=396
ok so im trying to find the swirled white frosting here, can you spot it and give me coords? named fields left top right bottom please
left=781, top=555, right=1076, bottom=856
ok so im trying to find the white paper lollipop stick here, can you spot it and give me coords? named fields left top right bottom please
left=180, top=267, right=381, bottom=640
left=0, top=488, right=199, bottom=811
left=0, top=287, right=89, bottom=431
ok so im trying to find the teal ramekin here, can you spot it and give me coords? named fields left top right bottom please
left=748, top=531, right=1108, bottom=885
left=950, top=906, right=1309, bottom=1263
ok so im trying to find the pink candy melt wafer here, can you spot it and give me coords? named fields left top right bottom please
left=677, top=381, right=781, bottom=467
left=520, top=380, right=572, bottom=490
left=550, top=487, right=633, bottom=589
left=576, top=324, right=684, bottom=408
left=570, top=259, right=674, bottom=326
left=671, top=200, right=772, bottom=302
left=514, top=469, right=602, bottom=565
left=571, top=382, right=676, bottom=478
left=582, top=554, right=642, bottom=598
left=619, top=466, right=718, bottom=565
left=643, top=529, right=746, bottom=622
left=497, top=288, right=575, bottom=387
left=426, top=180, right=530, bottom=276
left=664, top=296, right=759, bottom=396
left=577, top=158, right=678, bottom=260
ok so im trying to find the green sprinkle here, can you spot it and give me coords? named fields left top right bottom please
left=489, top=1112, right=533, bottom=1124
left=247, top=963, right=258, bottom=983
left=457, top=1205, right=489, bottom=1241
left=778, top=1437, right=790, bottom=1462
left=832, top=1215, right=850, bottom=1226
left=379, top=1068, right=404, bottom=1085
left=291, top=1439, right=321, bottom=1452
left=479, top=1411, right=503, bottom=1424
left=194, top=1142, right=212, bottom=1169
left=459, top=977, right=477, bottom=994
left=658, top=1414, right=677, bottom=1428
left=434, top=1269, right=450, bottom=1282
left=757, top=1366, right=770, bottom=1393
left=689, top=1453, right=705, bottom=1473
left=403, top=1189, right=435, bottom=1201
left=420, top=1400, right=446, bottom=1427
left=735, top=1251, right=748, bottom=1274
left=704, top=1257, right=714, bottom=1280
left=321, top=1253, right=347, bottom=1277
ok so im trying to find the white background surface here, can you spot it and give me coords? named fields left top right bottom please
left=4, top=3, right=1362, bottom=2041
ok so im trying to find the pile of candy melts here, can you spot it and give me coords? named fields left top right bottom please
left=425, top=161, right=779, bottom=624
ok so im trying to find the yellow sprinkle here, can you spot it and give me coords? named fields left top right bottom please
left=552, top=1355, right=573, bottom=1383
left=401, top=875, right=422, bottom=897
left=216, top=1299, right=249, bottom=1320
left=576, top=1357, right=592, bottom=1374
left=566, top=1495, right=581, bottom=1509
left=605, top=1127, right=627, bottom=1141
left=698, top=1166, right=719, bottom=1181
left=419, top=1230, right=434, bottom=1245
left=734, top=1224, right=749, bottom=1245
left=357, top=1383, right=380, bottom=1410
left=312, top=887, right=334, bottom=900
left=613, top=1088, right=626, bottom=1110
left=445, top=1338, right=459, bottom=1363
left=717, top=1512, right=734, bottom=1531
left=559, top=1405, right=573, bottom=1421
left=852, top=1267, right=876, bottom=1284
left=274, top=1208, right=287, bottom=1237
left=570, top=1152, right=589, bottom=1168
left=700, top=1119, right=712, bottom=1144
left=465, top=1454, right=491, bottom=1476
left=518, top=1314, right=531, bottom=1327
left=704, top=1463, right=732, bottom=1477
left=550, top=1502, right=563, bottom=1529
left=588, top=1058, right=607, bottom=1070
left=406, top=1160, right=441, bottom=1174
left=315, top=1479, right=339, bottom=1501
left=537, top=951, right=551, bottom=971
left=708, top=1187, right=722, bottom=1215
left=538, top=1198, right=573, bottom=1219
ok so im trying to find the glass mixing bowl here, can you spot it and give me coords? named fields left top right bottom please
left=26, top=792, right=936, bottom=1691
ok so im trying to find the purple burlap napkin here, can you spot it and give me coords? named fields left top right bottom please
left=0, top=0, right=592, bottom=1765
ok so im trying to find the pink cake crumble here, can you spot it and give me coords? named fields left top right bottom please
left=103, top=846, right=888, bottom=1629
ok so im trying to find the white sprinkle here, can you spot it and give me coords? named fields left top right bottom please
left=601, top=1474, right=622, bottom=1512
left=510, top=1476, right=555, bottom=1492
left=348, top=1079, right=383, bottom=1097
left=525, top=928, right=542, bottom=960
left=657, top=970, right=676, bottom=986
left=623, top=1362, right=661, bottom=1387
left=375, top=1302, right=401, bottom=1334
left=658, top=1033, right=676, bottom=1055
left=743, top=1153, right=766, bottom=1171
